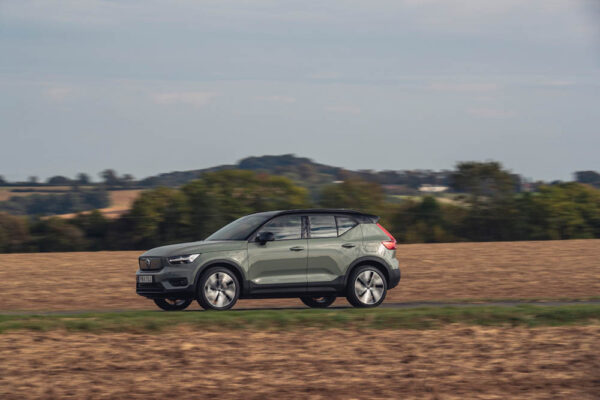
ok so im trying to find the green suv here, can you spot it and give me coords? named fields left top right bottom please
left=136, top=209, right=400, bottom=311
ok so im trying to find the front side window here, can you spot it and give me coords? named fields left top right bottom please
left=206, top=213, right=274, bottom=241
left=309, top=215, right=337, bottom=238
left=256, top=215, right=302, bottom=240
left=336, top=216, right=358, bottom=236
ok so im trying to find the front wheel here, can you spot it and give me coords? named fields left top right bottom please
left=346, top=266, right=387, bottom=308
left=300, top=296, right=336, bottom=308
left=197, top=267, right=240, bottom=311
left=153, top=298, right=192, bottom=311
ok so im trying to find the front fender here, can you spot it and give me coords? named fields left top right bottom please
left=193, top=257, right=248, bottom=294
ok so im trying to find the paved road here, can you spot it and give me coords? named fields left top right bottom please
left=2, top=300, right=599, bottom=315
left=235, top=300, right=600, bottom=311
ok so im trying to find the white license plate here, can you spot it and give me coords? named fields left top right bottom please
left=137, top=275, right=153, bottom=283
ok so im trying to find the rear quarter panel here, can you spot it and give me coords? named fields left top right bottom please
left=306, top=225, right=363, bottom=282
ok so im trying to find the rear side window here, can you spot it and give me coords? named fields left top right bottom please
left=257, top=215, right=302, bottom=240
left=336, top=216, right=358, bottom=236
left=309, top=215, right=337, bottom=238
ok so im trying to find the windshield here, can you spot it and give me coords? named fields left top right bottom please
left=205, top=213, right=274, bottom=241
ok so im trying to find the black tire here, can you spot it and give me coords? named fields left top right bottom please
left=197, top=266, right=240, bottom=311
left=300, top=296, right=336, bottom=308
left=346, top=265, right=387, bottom=308
left=153, top=298, right=192, bottom=311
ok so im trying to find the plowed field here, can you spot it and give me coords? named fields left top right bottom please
left=0, top=239, right=598, bottom=311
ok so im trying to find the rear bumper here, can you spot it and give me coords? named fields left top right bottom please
left=388, top=268, right=401, bottom=289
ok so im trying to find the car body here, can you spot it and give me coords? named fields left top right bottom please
left=136, top=209, right=401, bottom=310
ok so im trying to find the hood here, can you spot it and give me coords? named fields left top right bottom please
left=140, top=240, right=247, bottom=258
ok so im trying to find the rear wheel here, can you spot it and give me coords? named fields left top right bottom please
left=197, top=267, right=240, bottom=311
left=346, top=265, right=387, bottom=308
left=153, top=298, right=192, bottom=311
left=300, top=296, right=336, bottom=308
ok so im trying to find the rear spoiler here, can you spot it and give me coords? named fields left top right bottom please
left=358, top=213, right=380, bottom=224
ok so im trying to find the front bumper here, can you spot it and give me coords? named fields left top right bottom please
left=136, top=266, right=197, bottom=299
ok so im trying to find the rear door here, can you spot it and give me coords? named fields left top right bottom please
left=306, top=215, right=361, bottom=283
left=247, top=214, right=308, bottom=286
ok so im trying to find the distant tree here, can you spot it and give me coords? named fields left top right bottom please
left=450, top=161, right=516, bottom=198
left=28, top=176, right=39, bottom=185
left=0, top=175, right=5, bottom=185
left=389, top=197, right=461, bottom=243
left=76, top=173, right=91, bottom=185
left=30, top=218, right=87, bottom=252
left=575, top=171, right=600, bottom=188
left=100, top=169, right=121, bottom=187
left=123, top=187, right=190, bottom=248
left=0, top=189, right=109, bottom=216
left=529, top=183, right=600, bottom=239
left=122, top=174, right=135, bottom=187
left=47, top=175, right=71, bottom=185
left=200, top=169, right=310, bottom=219
left=0, top=212, right=30, bottom=252
left=70, top=210, right=109, bottom=250
left=319, top=177, right=385, bottom=215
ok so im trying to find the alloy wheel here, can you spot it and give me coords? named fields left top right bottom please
left=354, top=270, right=385, bottom=305
left=203, top=271, right=237, bottom=308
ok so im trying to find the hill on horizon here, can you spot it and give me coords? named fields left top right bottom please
left=138, top=154, right=452, bottom=195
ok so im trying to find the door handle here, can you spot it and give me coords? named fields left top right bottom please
left=342, top=243, right=356, bottom=248
left=289, top=246, right=305, bottom=251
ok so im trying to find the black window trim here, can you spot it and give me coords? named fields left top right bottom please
left=248, top=212, right=361, bottom=242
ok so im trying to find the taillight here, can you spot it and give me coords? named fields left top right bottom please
left=377, top=223, right=397, bottom=250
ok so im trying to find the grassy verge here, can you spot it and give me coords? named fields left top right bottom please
left=0, top=305, right=599, bottom=334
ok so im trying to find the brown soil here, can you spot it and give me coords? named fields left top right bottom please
left=0, top=239, right=598, bottom=311
left=0, top=325, right=598, bottom=399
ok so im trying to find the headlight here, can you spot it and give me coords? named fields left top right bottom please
left=168, top=254, right=200, bottom=265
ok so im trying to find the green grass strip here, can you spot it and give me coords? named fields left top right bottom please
left=0, top=305, right=599, bottom=334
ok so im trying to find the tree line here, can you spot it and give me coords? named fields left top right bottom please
left=0, top=163, right=599, bottom=253
left=0, top=189, right=109, bottom=216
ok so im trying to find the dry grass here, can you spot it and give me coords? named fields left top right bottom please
left=54, top=189, right=143, bottom=219
left=0, top=325, right=598, bottom=399
left=0, top=239, right=598, bottom=311
left=0, top=187, right=143, bottom=218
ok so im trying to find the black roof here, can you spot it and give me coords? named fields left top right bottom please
left=271, top=209, right=379, bottom=223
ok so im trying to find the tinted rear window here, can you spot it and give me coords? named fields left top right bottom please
left=336, top=216, right=358, bottom=236
left=309, top=215, right=337, bottom=238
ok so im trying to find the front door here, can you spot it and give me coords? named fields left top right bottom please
left=247, top=215, right=307, bottom=288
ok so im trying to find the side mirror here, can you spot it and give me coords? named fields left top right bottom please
left=256, top=231, right=275, bottom=244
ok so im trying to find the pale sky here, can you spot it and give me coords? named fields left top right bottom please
left=1, top=0, right=599, bottom=182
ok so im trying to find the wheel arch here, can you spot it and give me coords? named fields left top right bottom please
left=344, top=256, right=391, bottom=288
left=194, top=259, right=246, bottom=294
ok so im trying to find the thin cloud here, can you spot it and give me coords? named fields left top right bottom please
left=467, top=107, right=515, bottom=118
left=540, top=80, right=576, bottom=88
left=326, top=105, right=361, bottom=115
left=152, top=91, right=216, bottom=108
left=255, top=95, right=296, bottom=103
left=429, top=82, right=499, bottom=92
left=43, top=86, right=74, bottom=102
